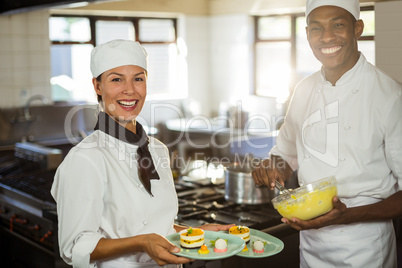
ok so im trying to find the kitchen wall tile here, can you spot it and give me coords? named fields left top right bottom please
left=28, top=52, right=50, bottom=69
left=29, top=69, right=44, bottom=85
left=0, top=53, right=13, bottom=70
left=27, top=20, right=44, bottom=36
left=38, top=13, right=50, bottom=36
left=29, top=53, right=43, bottom=68
left=41, top=53, right=51, bottom=69
left=10, top=13, right=27, bottom=35
left=28, top=36, right=43, bottom=52
left=0, top=88, right=14, bottom=106
left=26, top=10, right=45, bottom=23
left=0, top=16, right=11, bottom=35
left=13, top=53, right=30, bottom=70
left=0, top=69, right=13, bottom=87
left=0, top=34, right=12, bottom=52
left=10, top=36, right=29, bottom=52
left=12, top=69, right=30, bottom=88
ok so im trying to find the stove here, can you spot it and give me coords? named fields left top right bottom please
left=0, top=143, right=294, bottom=268
left=0, top=142, right=68, bottom=268
left=174, top=182, right=282, bottom=230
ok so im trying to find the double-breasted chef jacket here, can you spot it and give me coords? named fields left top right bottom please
left=271, top=53, right=402, bottom=267
left=51, top=118, right=180, bottom=268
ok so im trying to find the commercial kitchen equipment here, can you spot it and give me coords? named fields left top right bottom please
left=0, top=142, right=299, bottom=268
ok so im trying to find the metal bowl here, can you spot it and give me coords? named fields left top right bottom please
left=271, top=176, right=337, bottom=220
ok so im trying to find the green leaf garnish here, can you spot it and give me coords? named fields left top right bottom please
left=187, top=227, right=193, bottom=234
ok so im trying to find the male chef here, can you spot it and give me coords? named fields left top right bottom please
left=252, top=0, right=402, bottom=267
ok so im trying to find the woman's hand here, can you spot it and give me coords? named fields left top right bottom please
left=141, top=233, right=193, bottom=266
left=198, top=223, right=235, bottom=232
left=281, top=196, right=347, bottom=231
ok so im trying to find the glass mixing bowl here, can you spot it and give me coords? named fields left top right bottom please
left=271, top=176, right=337, bottom=220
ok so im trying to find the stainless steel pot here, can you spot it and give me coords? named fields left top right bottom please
left=224, top=163, right=274, bottom=204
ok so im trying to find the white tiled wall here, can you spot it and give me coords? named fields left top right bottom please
left=375, top=1, right=402, bottom=84
left=0, top=10, right=51, bottom=108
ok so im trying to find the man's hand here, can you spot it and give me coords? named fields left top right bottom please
left=251, top=155, right=293, bottom=190
left=282, top=196, right=347, bottom=231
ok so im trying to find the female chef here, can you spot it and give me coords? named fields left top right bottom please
left=51, top=39, right=234, bottom=268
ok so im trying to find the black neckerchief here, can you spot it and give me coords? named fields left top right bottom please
left=94, top=112, right=160, bottom=196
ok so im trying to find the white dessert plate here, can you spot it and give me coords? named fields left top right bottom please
left=236, top=228, right=284, bottom=258
left=166, top=230, right=245, bottom=260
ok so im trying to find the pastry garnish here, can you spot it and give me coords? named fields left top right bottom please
left=187, top=227, right=193, bottom=234
left=210, top=238, right=228, bottom=246
left=252, top=240, right=267, bottom=246
left=198, top=244, right=210, bottom=254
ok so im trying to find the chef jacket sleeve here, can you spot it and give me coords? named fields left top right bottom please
left=270, top=94, right=299, bottom=171
left=51, top=147, right=107, bottom=267
left=384, top=91, right=402, bottom=189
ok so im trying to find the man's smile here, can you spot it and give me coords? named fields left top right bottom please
left=320, top=46, right=342, bottom=55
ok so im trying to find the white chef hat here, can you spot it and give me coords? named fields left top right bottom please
left=305, top=0, right=360, bottom=21
left=90, top=39, right=148, bottom=78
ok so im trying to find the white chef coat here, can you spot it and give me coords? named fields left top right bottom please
left=271, top=54, right=402, bottom=267
left=51, top=130, right=180, bottom=268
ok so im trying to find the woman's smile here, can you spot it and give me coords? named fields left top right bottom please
left=117, top=99, right=139, bottom=110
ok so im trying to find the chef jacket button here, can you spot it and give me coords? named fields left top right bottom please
left=339, top=158, right=346, bottom=162
left=344, top=126, right=351, bottom=130
left=305, top=154, right=310, bottom=159
left=143, top=221, right=147, bottom=225
left=139, top=184, right=143, bottom=188
left=352, top=89, right=359, bottom=94
left=174, top=216, right=178, bottom=220
left=317, top=90, right=321, bottom=93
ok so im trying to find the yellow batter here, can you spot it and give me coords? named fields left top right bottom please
left=275, top=185, right=337, bottom=220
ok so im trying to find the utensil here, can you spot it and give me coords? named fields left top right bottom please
left=224, top=163, right=274, bottom=204
left=274, top=180, right=291, bottom=194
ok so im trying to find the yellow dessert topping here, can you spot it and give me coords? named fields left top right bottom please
left=229, top=225, right=249, bottom=234
left=182, top=228, right=204, bottom=236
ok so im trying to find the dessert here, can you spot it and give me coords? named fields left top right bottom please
left=252, top=240, right=265, bottom=253
left=198, top=244, right=209, bottom=254
left=179, top=227, right=205, bottom=249
left=229, top=225, right=250, bottom=243
left=213, top=238, right=228, bottom=253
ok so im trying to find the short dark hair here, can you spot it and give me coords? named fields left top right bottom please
left=96, top=74, right=102, bottom=103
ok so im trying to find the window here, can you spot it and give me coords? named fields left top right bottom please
left=254, top=7, right=375, bottom=100
left=49, top=15, right=183, bottom=103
